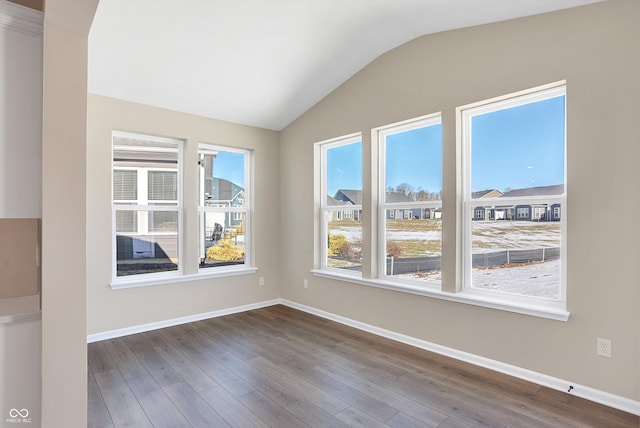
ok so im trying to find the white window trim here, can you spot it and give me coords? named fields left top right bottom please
left=458, top=82, right=567, bottom=309
left=375, top=113, right=442, bottom=286
left=110, top=266, right=258, bottom=290
left=197, top=143, right=251, bottom=272
left=310, top=269, right=569, bottom=321
left=315, top=133, right=362, bottom=276
left=111, top=131, right=184, bottom=284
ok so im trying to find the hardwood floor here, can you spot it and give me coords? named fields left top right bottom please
left=88, top=305, right=638, bottom=428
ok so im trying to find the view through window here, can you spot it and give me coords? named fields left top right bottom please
left=198, top=144, right=249, bottom=269
left=462, top=84, right=566, bottom=301
left=379, top=116, right=442, bottom=285
left=321, top=136, right=363, bottom=273
left=112, top=132, right=181, bottom=278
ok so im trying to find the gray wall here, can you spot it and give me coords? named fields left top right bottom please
left=279, top=0, right=640, bottom=401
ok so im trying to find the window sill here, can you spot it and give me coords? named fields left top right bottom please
left=311, top=269, right=569, bottom=321
left=110, top=266, right=258, bottom=290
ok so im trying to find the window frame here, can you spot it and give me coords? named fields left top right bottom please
left=197, top=143, right=251, bottom=273
left=459, top=82, right=567, bottom=309
left=376, top=113, right=443, bottom=287
left=316, top=133, right=363, bottom=276
left=111, top=131, right=184, bottom=283
left=311, top=83, right=569, bottom=321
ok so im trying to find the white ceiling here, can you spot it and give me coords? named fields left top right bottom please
left=88, top=0, right=601, bottom=131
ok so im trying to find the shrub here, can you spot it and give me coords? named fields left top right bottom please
left=340, top=240, right=362, bottom=262
left=206, top=239, right=244, bottom=261
left=328, top=233, right=347, bottom=256
left=387, top=241, right=402, bottom=258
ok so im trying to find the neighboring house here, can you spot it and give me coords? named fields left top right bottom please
left=205, top=177, right=245, bottom=228
left=113, top=139, right=179, bottom=261
left=331, top=189, right=439, bottom=220
left=331, top=189, right=362, bottom=220
left=472, top=184, right=564, bottom=222
left=473, top=189, right=504, bottom=221
left=334, top=189, right=363, bottom=205
left=326, top=195, right=357, bottom=221
left=331, top=185, right=563, bottom=222
left=501, top=184, right=564, bottom=197
left=472, top=189, right=504, bottom=199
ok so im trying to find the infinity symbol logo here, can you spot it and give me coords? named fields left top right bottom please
left=9, top=408, right=29, bottom=418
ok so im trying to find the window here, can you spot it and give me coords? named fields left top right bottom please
left=461, top=83, right=566, bottom=304
left=516, top=207, right=530, bottom=219
left=199, top=144, right=250, bottom=270
left=112, top=132, right=181, bottom=278
left=318, top=134, right=362, bottom=274
left=378, top=115, right=442, bottom=285
left=313, top=84, right=567, bottom=319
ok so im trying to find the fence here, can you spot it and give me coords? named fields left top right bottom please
left=385, top=247, right=560, bottom=276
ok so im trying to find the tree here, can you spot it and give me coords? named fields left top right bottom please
left=395, top=182, right=414, bottom=197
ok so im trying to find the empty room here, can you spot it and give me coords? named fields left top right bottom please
left=1, top=0, right=639, bottom=427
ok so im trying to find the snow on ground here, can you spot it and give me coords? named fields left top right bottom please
left=471, top=259, right=560, bottom=299
left=329, top=225, right=362, bottom=241
left=396, top=259, right=560, bottom=299
left=472, top=221, right=560, bottom=253
left=331, top=220, right=559, bottom=253
left=330, top=220, right=561, bottom=299
left=385, top=230, right=441, bottom=241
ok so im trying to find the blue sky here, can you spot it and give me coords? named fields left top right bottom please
left=327, top=141, right=363, bottom=195
left=325, top=124, right=443, bottom=197
left=325, top=95, right=565, bottom=196
left=471, top=95, right=565, bottom=192
left=213, top=151, right=245, bottom=187
left=385, top=124, right=442, bottom=194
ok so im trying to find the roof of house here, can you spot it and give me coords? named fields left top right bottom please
left=472, top=189, right=503, bottom=199
left=501, top=184, right=564, bottom=197
left=384, top=192, right=414, bottom=203
left=327, top=195, right=352, bottom=206
left=211, top=177, right=244, bottom=201
left=334, top=189, right=415, bottom=204
left=334, top=189, right=363, bottom=204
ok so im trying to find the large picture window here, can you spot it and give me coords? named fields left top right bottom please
left=378, top=115, right=442, bottom=286
left=318, top=134, right=363, bottom=274
left=198, top=144, right=250, bottom=270
left=460, top=83, right=566, bottom=304
left=112, top=132, right=182, bottom=278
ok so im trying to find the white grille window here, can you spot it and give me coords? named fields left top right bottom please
left=113, top=170, right=137, bottom=201
left=316, top=135, right=363, bottom=274
left=198, top=144, right=250, bottom=270
left=112, top=132, right=182, bottom=279
left=460, top=83, right=566, bottom=305
left=148, top=171, right=177, bottom=202
left=378, top=115, right=442, bottom=286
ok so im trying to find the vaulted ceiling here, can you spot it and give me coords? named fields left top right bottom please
left=88, top=0, right=602, bottom=131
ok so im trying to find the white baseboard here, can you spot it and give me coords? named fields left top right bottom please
left=86, top=299, right=281, bottom=343
left=86, top=297, right=640, bottom=416
left=280, top=299, right=640, bottom=417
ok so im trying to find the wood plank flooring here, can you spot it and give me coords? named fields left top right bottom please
left=88, top=305, right=639, bottom=428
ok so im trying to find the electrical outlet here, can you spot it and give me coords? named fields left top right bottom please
left=596, top=338, right=612, bottom=358
left=303, top=279, right=308, bottom=289
left=258, top=277, right=264, bottom=286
